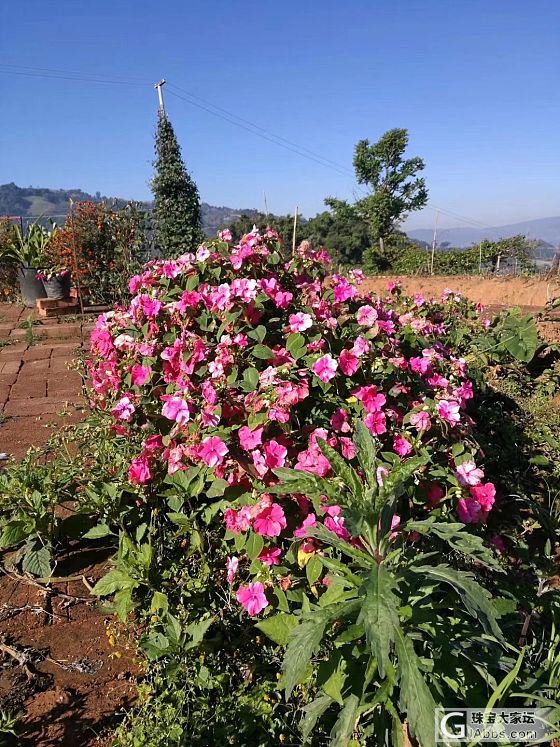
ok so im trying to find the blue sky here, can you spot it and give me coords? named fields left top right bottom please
left=1, top=0, right=559, bottom=229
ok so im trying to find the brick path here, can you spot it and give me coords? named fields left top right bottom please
left=0, top=304, right=91, bottom=460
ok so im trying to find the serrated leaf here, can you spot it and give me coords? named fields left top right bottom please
left=241, top=367, right=259, bottom=391
left=357, top=564, right=399, bottom=678
left=300, top=694, right=333, bottom=743
left=256, top=613, right=299, bottom=646
left=0, top=521, right=27, bottom=548
left=410, top=564, right=504, bottom=641
left=22, top=542, right=51, bottom=577
left=353, top=420, right=377, bottom=478
left=330, top=693, right=360, bottom=746
left=307, top=524, right=372, bottom=568
left=91, top=569, right=133, bottom=597
left=206, top=478, right=228, bottom=498
left=316, top=438, right=363, bottom=499
left=318, top=651, right=348, bottom=706
left=394, top=626, right=437, bottom=747
left=167, top=512, right=191, bottom=527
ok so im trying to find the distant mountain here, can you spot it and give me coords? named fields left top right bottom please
left=407, top=216, right=560, bottom=249
left=0, top=183, right=259, bottom=237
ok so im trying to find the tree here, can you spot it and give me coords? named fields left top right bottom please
left=327, top=128, right=428, bottom=254
left=151, top=113, right=203, bottom=258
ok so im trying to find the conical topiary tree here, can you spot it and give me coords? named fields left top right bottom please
left=151, top=112, right=203, bottom=258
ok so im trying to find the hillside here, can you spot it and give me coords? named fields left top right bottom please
left=407, top=216, right=560, bottom=249
left=0, top=183, right=259, bottom=237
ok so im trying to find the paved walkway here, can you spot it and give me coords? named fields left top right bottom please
left=0, top=304, right=90, bottom=460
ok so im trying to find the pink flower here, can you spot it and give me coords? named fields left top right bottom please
left=161, top=396, right=190, bottom=425
left=128, top=456, right=151, bottom=485
left=288, top=312, right=313, bottom=332
left=357, top=305, right=378, bottom=326
left=131, top=364, right=151, bottom=387
left=351, top=336, right=370, bottom=357
left=324, top=506, right=350, bottom=541
left=330, top=408, right=350, bottom=433
left=410, top=410, right=431, bottom=432
left=426, top=483, right=444, bottom=506
left=364, top=411, right=387, bottom=435
left=238, top=425, right=263, bottom=450
left=294, top=513, right=317, bottom=538
left=198, top=436, right=229, bottom=467
left=376, top=466, right=389, bottom=486
left=296, top=448, right=331, bottom=476
left=436, top=399, right=461, bottom=425
left=393, top=436, right=413, bottom=457
left=339, top=349, right=359, bottom=376
left=218, top=228, right=232, bottom=242
left=253, top=503, right=287, bottom=537
left=258, top=547, right=282, bottom=566
left=355, top=385, right=386, bottom=413
left=339, top=437, right=356, bottom=460
left=455, top=460, right=484, bottom=486
left=263, top=440, right=287, bottom=469
left=112, top=395, right=135, bottom=422
left=226, top=556, right=239, bottom=584
left=236, top=582, right=269, bottom=616
left=224, top=506, right=252, bottom=534
left=312, top=353, right=338, bottom=382
left=489, top=534, right=506, bottom=554
left=469, top=482, right=496, bottom=511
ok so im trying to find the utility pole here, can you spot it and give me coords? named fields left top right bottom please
left=292, top=205, right=299, bottom=253
left=263, top=191, right=269, bottom=219
left=154, top=79, right=166, bottom=115
left=430, top=209, right=439, bottom=275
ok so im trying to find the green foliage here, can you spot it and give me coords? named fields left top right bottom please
left=152, top=114, right=203, bottom=258
left=327, top=128, right=428, bottom=252
left=0, top=217, right=57, bottom=268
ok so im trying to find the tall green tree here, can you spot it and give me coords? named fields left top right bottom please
left=327, top=128, right=428, bottom=253
left=151, top=113, right=203, bottom=258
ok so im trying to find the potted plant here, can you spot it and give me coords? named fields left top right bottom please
left=36, top=266, right=72, bottom=300
left=0, top=220, right=57, bottom=306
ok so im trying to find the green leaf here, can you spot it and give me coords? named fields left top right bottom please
left=0, top=521, right=27, bottom=548
left=404, top=520, right=502, bottom=570
left=83, top=523, right=114, bottom=539
left=283, top=601, right=359, bottom=698
left=206, top=478, right=228, bottom=498
left=353, top=420, right=377, bottom=478
left=306, top=554, right=323, bottom=586
left=501, top=312, right=538, bottom=362
left=241, top=367, right=260, bottom=391
left=307, top=524, right=373, bottom=568
left=252, top=344, right=274, bottom=359
left=316, top=438, right=363, bottom=499
left=357, top=564, right=399, bottom=678
left=410, top=564, right=504, bottom=641
left=394, top=626, right=437, bottom=747
left=167, top=512, right=191, bottom=527
left=22, top=541, right=52, bottom=577
left=248, top=325, right=267, bottom=342
left=300, top=694, right=333, bottom=743
left=114, top=587, right=134, bottom=621
left=256, top=613, right=299, bottom=646
left=150, top=591, right=169, bottom=613
left=91, top=569, right=133, bottom=597
left=318, top=651, right=348, bottom=706
left=246, top=532, right=264, bottom=560
left=330, top=693, right=360, bottom=746
left=184, top=615, right=215, bottom=650
left=286, top=332, right=307, bottom=359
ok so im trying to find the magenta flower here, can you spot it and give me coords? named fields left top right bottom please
left=198, top=436, right=229, bottom=467
left=131, top=364, right=151, bottom=387
left=330, top=408, right=350, bottom=433
left=236, top=582, right=269, bottom=616
left=364, top=411, right=387, bottom=435
left=455, top=460, right=484, bottom=486
left=288, top=312, right=313, bottom=332
left=224, top=506, right=252, bottom=534
left=258, top=547, right=282, bottom=566
left=293, top=513, right=317, bottom=538
left=312, top=354, right=338, bottom=383
left=393, top=436, right=413, bottom=457
left=253, top=503, right=287, bottom=537
left=238, top=425, right=263, bottom=450
left=263, top=440, right=287, bottom=469
left=355, top=385, right=386, bottom=413
left=436, top=399, right=461, bottom=425
left=339, top=349, right=359, bottom=376
left=128, top=455, right=151, bottom=485
left=161, top=396, right=190, bottom=425
left=469, top=482, right=496, bottom=510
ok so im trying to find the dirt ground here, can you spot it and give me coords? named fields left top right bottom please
left=0, top=305, right=138, bottom=746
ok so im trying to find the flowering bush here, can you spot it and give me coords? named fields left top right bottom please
left=87, top=229, right=501, bottom=605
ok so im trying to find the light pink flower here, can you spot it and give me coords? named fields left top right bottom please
left=218, top=228, right=232, bottom=242
left=253, top=503, right=287, bottom=537
left=410, top=410, right=431, bottom=431
left=112, top=395, right=135, bottom=422
left=161, top=396, right=190, bottom=425
left=236, top=582, right=269, bottom=616
left=312, top=354, right=338, bottom=382
left=224, top=506, right=252, bottom=534
left=455, top=460, right=484, bottom=486
left=357, top=305, right=378, bottom=326
left=436, top=399, right=461, bottom=425
left=364, top=411, right=387, bottom=435
left=226, top=556, right=239, bottom=584
left=288, top=312, right=313, bottom=332
left=238, top=425, right=263, bottom=450
left=198, top=436, right=229, bottom=467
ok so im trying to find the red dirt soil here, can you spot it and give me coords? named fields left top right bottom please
left=0, top=305, right=138, bottom=746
